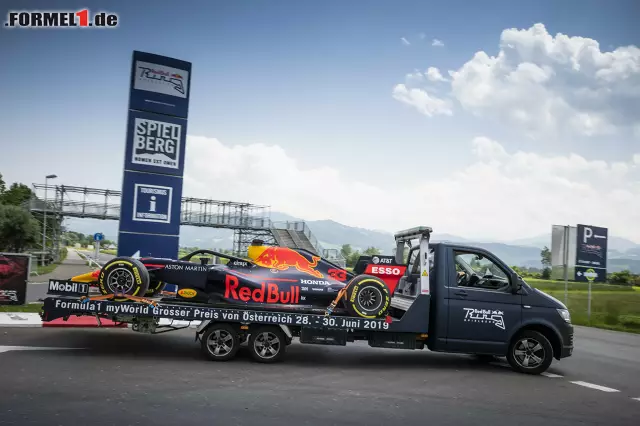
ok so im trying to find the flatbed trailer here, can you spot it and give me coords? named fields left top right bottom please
left=40, top=293, right=432, bottom=362
left=39, top=226, right=574, bottom=373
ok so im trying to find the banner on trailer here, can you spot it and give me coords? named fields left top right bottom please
left=0, top=254, right=30, bottom=305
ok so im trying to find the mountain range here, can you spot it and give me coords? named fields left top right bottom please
left=63, top=213, right=640, bottom=273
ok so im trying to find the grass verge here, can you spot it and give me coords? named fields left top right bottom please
left=0, top=303, right=43, bottom=313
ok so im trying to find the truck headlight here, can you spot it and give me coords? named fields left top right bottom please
left=557, top=309, right=571, bottom=324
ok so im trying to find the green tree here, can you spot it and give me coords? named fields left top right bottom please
left=0, top=173, right=6, bottom=195
left=540, top=246, right=551, bottom=268
left=609, top=270, right=632, bottom=285
left=362, top=246, right=381, bottom=256
left=340, top=244, right=353, bottom=260
left=0, top=182, right=33, bottom=206
left=346, top=250, right=361, bottom=268
left=540, top=246, right=552, bottom=280
left=0, top=204, right=39, bottom=252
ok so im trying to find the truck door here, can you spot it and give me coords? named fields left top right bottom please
left=445, top=248, right=522, bottom=355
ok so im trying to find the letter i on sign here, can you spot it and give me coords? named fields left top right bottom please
left=149, top=196, right=156, bottom=212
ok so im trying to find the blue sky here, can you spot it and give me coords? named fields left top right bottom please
left=1, top=0, right=639, bottom=241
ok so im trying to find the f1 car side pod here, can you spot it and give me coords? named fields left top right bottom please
left=40, top=294, right=432, bottom=363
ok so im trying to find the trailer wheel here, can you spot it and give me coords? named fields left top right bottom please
left=507, top=330, right=553, bottom=375
left=248, top=326, right=286, bottom=363
left=201, top=323, right=240, bottom=361
left=344, top=275, right=391, bottom=319
left=98, top=257, right=150, bottom=301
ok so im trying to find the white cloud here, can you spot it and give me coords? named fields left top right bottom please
left=447, top=23, right=640, bottom=139
left=405, top=70, right=424, bottom=84
left=392, top=84, right=453, bottom=117
left=183, top=135, right=640, bottom=242
left=432, top=39, right=444, bottom=47
left=401, top=37, right=410, bottom=46
left=395, top=23, right=640, bottom=140
left=425, top=66, right=448, bottom=82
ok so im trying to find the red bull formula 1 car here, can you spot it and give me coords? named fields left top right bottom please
left=71, top=241, right=408, bottom=319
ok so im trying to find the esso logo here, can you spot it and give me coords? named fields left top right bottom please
left=371, top=266, right=401, bottom=275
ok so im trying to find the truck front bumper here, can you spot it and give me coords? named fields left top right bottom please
left=559, top=325, right=574, bottom=358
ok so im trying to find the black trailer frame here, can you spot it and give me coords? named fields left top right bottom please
left=40, top=293, right=432, bottom=363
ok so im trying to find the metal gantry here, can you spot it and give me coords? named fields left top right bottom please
left=27, top=183, right=345, bottom=264
left=28, top=184, right=279, bottom=256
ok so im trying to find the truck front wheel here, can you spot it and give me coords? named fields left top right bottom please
left=507, top=330, right=553, bottom=374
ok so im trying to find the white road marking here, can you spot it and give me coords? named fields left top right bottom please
left=632, top=397, right=640, bottom=402
left=0, top=345, right=85, bottom=354
left=541, top=372, right=563, bottom=378
left=570, top=381, right=620, bottom=392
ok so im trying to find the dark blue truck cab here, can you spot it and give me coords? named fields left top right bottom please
left=387, top=227, right=574, bottom=374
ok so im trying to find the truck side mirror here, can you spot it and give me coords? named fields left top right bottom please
left=511, top=274, right=523, bottom=294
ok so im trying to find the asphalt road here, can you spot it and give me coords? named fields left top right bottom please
left=0, top=325, right=639, bottom=425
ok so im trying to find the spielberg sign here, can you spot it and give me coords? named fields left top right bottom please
left=132, top=117, right=181, bottom=169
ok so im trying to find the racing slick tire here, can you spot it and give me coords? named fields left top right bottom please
left=201, top=323, right=241, bottom=362
left=98, top=257, right=150, bottom=301
left=344, top=274, right=391, bottom=319
left=145, top=280, right=166, bottom=297
left=248, top=326, right=287, bottom=363
left=506, top=330, right=553, bottom=375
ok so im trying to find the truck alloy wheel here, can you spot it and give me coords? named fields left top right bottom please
left=98, top=257, right=150, bottom=301
left=507, top=330, right=553, bottom=374
left=248, top=326, right=286, bottom=363
left=344, top=275, right=391, bottom=319
left=201, top=323, right=240, bottom=361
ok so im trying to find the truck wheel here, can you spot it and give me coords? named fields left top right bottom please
left=145, top=280, right=166, bottom=297
left=248, top=326, right=286, bottom=363
left=98, top=257, right=150, bottom=301
left=201, top=323, right=240, bottom=361
left=507, top=330, right=553, bottom=375
left=344, top=275, right=391, bottom=319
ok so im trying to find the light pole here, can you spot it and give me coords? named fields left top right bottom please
left=42, top=174, right=57, bottom=266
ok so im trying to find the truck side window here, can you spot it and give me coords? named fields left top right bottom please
left=453, top=250, right=511, bottom=292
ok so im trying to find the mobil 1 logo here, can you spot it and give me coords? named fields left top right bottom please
left=48, top=280, right=89, bottom=297
left=132, top=118, right=182, bottom=170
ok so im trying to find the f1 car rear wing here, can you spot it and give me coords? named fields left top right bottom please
left=393, top=226, right=432, bottom=296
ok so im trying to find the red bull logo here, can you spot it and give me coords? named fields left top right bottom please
left=252, top=247, right=324, bottom=278
left=224, top=275, right=300, bottom=304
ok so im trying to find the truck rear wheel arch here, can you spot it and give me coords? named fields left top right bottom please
left=511, top=324, right=561, bottom=360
